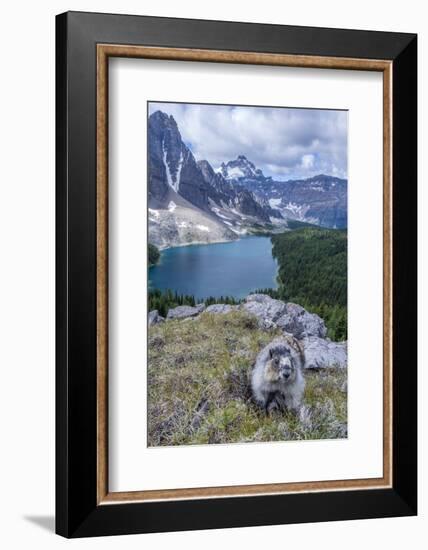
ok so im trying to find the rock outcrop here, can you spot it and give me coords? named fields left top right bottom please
left=205, top=304, right=238, bottom=314
left=149, top=293, right=347, bottom=370
left=241, top=294, right=326, bottom=339
left=276, top=302, right=327, bottom=339
left=148, top=309, right=165, bottom=326
left=301, top=336, right=347, bottom=369
left=166, top=303, right=206, bottom=320
left=241, top=294, right=287, bottom=329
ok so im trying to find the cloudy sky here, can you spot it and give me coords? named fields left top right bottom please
left=148, top=102, right=347, bottom=181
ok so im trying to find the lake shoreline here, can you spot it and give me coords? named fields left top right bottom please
left=156, top=235, right=238, bottom=252
left=149, top=235, right=279, bottom=301
left=155, top=228, right=289, bottom=252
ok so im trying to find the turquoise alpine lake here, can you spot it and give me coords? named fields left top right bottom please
left=149, top=236, right=278, bottom=300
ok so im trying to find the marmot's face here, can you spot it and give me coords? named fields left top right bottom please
left=269, top=346, right=297, bottom=383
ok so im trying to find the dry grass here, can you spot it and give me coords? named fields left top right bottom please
left=148, top=311, right=347, bottom=446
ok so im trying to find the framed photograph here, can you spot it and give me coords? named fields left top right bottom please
left=56, top=11, right=417, bottom=538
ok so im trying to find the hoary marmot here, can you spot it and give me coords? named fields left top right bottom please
left=252, top=335, right=305, bottom=413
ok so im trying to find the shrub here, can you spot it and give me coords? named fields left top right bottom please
left=148, top=243, right=160, bottom=265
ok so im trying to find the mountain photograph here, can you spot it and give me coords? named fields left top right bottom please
left=147, top=102, right=348, bottom=447
left=148, top=107, right=347, bottom=249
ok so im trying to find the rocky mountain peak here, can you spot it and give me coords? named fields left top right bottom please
left=148, top=110, right=347, bottom=246
left=148, top=111, right=211, bottom=210
left=148, top=111, right=280, bottom=237
left=197, top=159, right=215, bottom=181
left=149, top=110, right=185, bottom=192
left=220, top=155, right=270, bottom=183
left=150, top=109, right=175, bottom=123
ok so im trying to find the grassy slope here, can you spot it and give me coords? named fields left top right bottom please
left=148, top=311, right=347, bottom=447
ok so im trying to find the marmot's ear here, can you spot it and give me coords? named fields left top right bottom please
left=269, top=348, right=274, bottom=358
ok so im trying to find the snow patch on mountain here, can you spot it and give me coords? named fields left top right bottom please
left=285, top=202, right=306, bottom=215
left=149, top=208, right=160, bottom=219
left=220, top=155, right=264, bottom=181
left=148, top=203, right=237, bottom=249
left=211, top=207, right=232, bottom=220
left=230, top=226, right=248, bottom=235
left=225, top=166, right=246, bottom=179
left=162, top=140, right=182, bottom=192
left=149, top=111, right=347, bottom=240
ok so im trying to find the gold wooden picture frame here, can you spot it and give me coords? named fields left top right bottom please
left=96, top=44, right=392, bottom=504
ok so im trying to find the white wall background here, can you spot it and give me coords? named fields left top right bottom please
left=0, top=0, right=424, bottom=548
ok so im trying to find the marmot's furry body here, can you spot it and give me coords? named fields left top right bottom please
left=252, top=336, right=305, bottom=413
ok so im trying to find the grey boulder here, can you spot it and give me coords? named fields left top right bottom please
left=240, top=294, right=326, bottom=338
left=276, top=302, right=327, bottom=339
left=167, top=304, right=206, bottom=320
left=240, top=294, right=287, bottom=329
left=205, top=304, right=238, bottom=314
left=148, top=310, right=165, bottom=326
left=302, top=337, right=347, bottom=369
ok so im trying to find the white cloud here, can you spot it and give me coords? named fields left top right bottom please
left=301, top=154, right=315, bottom=169
left=149, top=102, right=347, bottom=180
